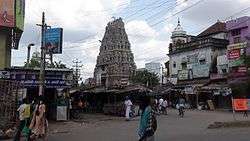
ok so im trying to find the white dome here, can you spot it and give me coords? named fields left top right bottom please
left=172, top=20, right=186, bottom=38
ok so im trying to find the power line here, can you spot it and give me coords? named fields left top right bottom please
left=145, top=0, right=185, bottom=23
left=150, top=0, right=205, bottom=27
left=124, top=0, right=165, bottom=20
left=191, top=6, right=250, bottom=35
left=127, top=0, right=177, bottom=22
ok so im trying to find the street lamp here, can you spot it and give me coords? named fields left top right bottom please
left=26, top=43, right=35, bottom=68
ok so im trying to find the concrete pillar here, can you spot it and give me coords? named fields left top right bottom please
left=0, top=31, right=11, bottom=69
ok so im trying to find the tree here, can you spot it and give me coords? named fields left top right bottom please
left=52, top=61, right=67, bottom=69
left=24, top=57, right=40, bottom=68
left=131, top=70, right=159, bottom=88
left=24, top=51, right=67, bottom=69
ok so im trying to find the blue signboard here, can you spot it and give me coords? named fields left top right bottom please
left=44, top=28, right=63, bottom=54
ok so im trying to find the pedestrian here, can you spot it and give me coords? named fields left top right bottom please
left=154, top=99, right=159, bottom=114
left=13, top=98, right=31, bottom=141
left=138, top=96, right=157, bottom=141
left=162, top=99, right=168, bottom=115
left=29, top=98, right=48, bottom=141
left=125, top=96, right=133, bottom=121
left=178, top=97, right=185, bottom=117
left=158, top=98, right=164, bottom=114
left=243, top=110, right=248, bottom=117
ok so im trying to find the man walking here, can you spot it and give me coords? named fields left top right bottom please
left=162, top=99, right=168, bottom=115
left=125, top=96, right=133, bottom=121
left=14, top=98, right=31, bottom=141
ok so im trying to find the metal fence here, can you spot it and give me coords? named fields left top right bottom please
left=0, top=80, right=23, bottom=129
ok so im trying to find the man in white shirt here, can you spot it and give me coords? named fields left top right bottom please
left=124, top=96, right=133, bottom=121
left=14, top=98, right=29, bottom=141
left=158, top=98, right=164, bottom=114
left=162, top=99, right=168, bottom=115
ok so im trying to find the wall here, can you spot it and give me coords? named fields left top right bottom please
left=169, top=47, right=212, bottom=79
left=226, top=16, right=250, bottom=44
left=217, top=55, right=229, bottom=74
left=0, top=32, right=11, bottom=69
left=226, top=16, right=250, bottom=84
left=211, top=32, right=227, bottom=40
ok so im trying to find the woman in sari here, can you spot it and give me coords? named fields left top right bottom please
left=29, top=99, right=48, bottom=141
left=138, top=97, right=157, bottom=141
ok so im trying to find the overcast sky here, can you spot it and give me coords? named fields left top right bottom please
left=12, top=0, right=250, bottom=80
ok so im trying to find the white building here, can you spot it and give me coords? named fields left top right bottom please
left=145, top=62, right=162, bottom=83
left=168, top=20, right=228, bottom=86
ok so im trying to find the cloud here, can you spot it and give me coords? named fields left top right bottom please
left=126, top=20, right=159, bottom=46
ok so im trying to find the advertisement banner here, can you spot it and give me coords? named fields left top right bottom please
left=228, top=49, right=240, bottom=60
left=229, top=58, right=245, bottom=67
left=233, top=99, right=248, bottom=111
left=0, top=0, right=15, bottom=27
left=44, top=28, right=63, bottom=54
left=192, top=64, right=210, bottom=78
left=15, top=0, right=25, bottom=31
left=227, top=42, right=247, bottom=50
left=178, top=70, right=189, bottom=80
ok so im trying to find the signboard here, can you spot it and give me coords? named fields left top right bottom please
left=20, top=79, right=70, bottom=88
left=15, top=0, right=25, bottom=31
left=0, top=0, right=15, bottom=27
left=44, top=28, right=63, bottom=54
left=192, top=64, right=210, bottom=78
left=0, top=71, right=10, bottom=79
left=57, top=106, right=67, bottom=121
left=237, top=66, right=247, bottom=73
left=228, top=49, right=240, bottom=60
left=10, top=70, right=72, bottom=88
left=229, top=58, right=245, bottom=67
left=178, top=70, right=189, bottom=80
left=233, top=99, right=248, bottom=111
left=227, top=42, right=247, bottom=50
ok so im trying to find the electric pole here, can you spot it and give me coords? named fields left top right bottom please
left=161, top=65, right=164, bottom=85
left=72, top=59, right=83, bottom=86
left=37, top=12, right=50, bottom=96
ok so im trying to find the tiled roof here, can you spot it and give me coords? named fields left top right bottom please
left=198, top=21, right=227, bottom=37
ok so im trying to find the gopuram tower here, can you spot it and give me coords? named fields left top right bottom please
left=94, top=18, right=136, bottom=88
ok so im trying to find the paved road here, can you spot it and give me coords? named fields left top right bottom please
left=49, top=110, right=250, bottom=141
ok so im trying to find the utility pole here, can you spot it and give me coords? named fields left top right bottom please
left=161, top=65, right=164, bottom=85
left=37, top=12, right=50, bottom=96
left=72, top=59, right=83, bottom=86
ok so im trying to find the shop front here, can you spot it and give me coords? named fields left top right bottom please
left=6, top=67, right=73, bottom=120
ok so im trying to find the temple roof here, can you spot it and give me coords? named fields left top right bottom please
left=198, top=21, right=227, bottom=37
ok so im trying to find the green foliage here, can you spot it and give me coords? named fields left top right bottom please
left=24, top=57, right=67, bottom=69
left=245, top=56, right=250, bottom=67
left=52, top=61, right=67, bottom=69
left=131, top=70, right=159, bottom=88
left=24, top=58, right=40, bottom=68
